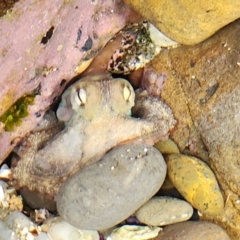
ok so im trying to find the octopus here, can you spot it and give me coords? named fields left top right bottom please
left=11, top=74, right=176, bottom=196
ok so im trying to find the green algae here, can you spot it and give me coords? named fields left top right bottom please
left=0, top=93, right=35, bottom=131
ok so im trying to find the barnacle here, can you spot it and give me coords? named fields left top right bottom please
left=107, top=22, right=161, bottom=75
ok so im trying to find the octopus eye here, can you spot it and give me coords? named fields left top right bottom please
left=75, top=88, right=87, bottom=106
left=123, top=85, right=132, bottom=102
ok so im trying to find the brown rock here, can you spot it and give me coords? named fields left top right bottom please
left=124, top=0, right=240, bottom=45
left=145, top=19, right=240, bottom=239
left=152, top=221, right=230, bottom=240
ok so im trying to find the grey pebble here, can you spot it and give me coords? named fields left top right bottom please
left=0, top=220, right=16, bottom=240
left=135, top=196, right=193, bottom=226
left=57, top=143, right=167, bottom=230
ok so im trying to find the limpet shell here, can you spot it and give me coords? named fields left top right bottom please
left=166, top=154, right=224, bottom=216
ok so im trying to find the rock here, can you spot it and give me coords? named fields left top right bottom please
left=145, top=19, right=240, bottom=238
left=154, top=139, right=180, bottom=155
left=3, top=211, right=40, bottom=240
left=166, top=154, right=224, bottom=216
left=152, top=221, right=231, bottom=240
left=124, top=0, right=240, bottom=45
left=107, top=225, right=161, bottom=240
left=57, top=143, right=167, bottom=230
left=34, top=233, right=49, bottom=240
left=46, top=217, right=99, bottom=240
left=135, top=196, right=193, bottom=226
left=0, top=220, right=15, bottom=240
left=0, top=0, right=136, bottom=163
left=20, top=188, right=56, bottom=212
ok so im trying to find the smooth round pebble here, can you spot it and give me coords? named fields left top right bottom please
left=135, top=196, right=193, bottom=226
left=0, top=220, right=16, bottom=240
left=34, top=232, right=49, bottom=240
left=20, top=188, right=56, bottom=211
left=154, top=139, right=180, bottom=155
left=46, top=217, right=99, bottom=240
left=4, top=210, right=36, bottom=230
left=152, top=221, right=231, bottom=240
left=166, top=154, right=224, bottom=216
left=57, top=143, right=167, bottom=230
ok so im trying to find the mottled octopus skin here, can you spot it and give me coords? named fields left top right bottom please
left=12, top=74, right=176, bottom=195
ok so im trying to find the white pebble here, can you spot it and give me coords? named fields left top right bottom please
left=108, top=225, right=161, bottom=240
left=46, top=217, right=99, bottom=240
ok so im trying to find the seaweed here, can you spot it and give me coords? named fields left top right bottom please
left=0, top=93, right=36, bottom=131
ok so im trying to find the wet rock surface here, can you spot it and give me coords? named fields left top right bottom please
left=125, top=0, right=240, bottom=45
left=147, top=19, right=240, bottom=239
left=57, top=143, right=167, bottom=230
left=152, top=221, right=231, bottom=240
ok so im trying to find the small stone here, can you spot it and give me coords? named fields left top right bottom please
left=57, top=143, right=167, bottom=230
left=154, top=139, right=180, bottom=155
left=3, top=211, right=39, bottom=240
left=154, top=139, right=178, bottom=191
left=135, top=196, right=193, bottom=226
left=4, top=211, right=36, bottom=230
left=46, top=217, right=99, bottom=240
left=152, top=221, right=231, bottom=240
left=108, top=225, right=161, bottom=240
left=20, top=188, right=56, bottom=212
left=166, top=154, right=224, bottom=216
left=0, top=220, right=15, bottom=240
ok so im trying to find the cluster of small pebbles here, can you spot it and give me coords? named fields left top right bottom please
left=0, top=139, right=231, bottom=240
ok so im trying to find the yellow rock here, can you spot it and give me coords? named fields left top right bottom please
left=124, top=0, right=240, bottom=45
left=154, top=139, right=179, bottom=190
left=154, top=139, right=180, bottom=155
left=166, top=154, right=224, bottom=216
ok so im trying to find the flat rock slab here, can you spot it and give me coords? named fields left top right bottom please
left=135, top=196, right=193, bottom=226
left=57, top=143, right=167, bottom=230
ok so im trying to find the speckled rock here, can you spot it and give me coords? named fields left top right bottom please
left=124, top=0, right=240, bottom=45
left=57, top=143, right=167, bottom=230
left=166, top=154, right=224, bottom=216
left=135, top=196, right=193, bottom=226
left=152, top=221, right=231, bottom=240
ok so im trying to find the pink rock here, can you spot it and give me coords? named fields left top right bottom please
left=0, top=0, right=134, bottom=163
